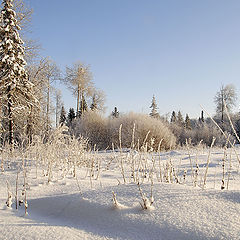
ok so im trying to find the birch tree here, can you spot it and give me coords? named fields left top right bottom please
left=39, top=58, right=60, bottom=134
left=54, top=89, right=62, bottom=127
left=12, top=0, right=40, bottom=61
left=26, top=57, right=58, bottom=137
left=65, top=62, right=94, bottom=115
left=214, top=84, right=237, bottom=123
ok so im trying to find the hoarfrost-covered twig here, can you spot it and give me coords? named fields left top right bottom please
left=202, top=137, right=216, bottom=189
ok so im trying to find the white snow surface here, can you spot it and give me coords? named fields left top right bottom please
left=0, top=148, right=239, bottom=240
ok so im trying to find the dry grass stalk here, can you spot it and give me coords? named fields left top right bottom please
left=137, top=182, right=151, bottom=210
left=221, top=147, right=227, bottom=190
left=118, top=124, right=126, bottom=184
left=202, top=137, right=216, bottom=189
left=6, top=181, right=12, bottom=207
left=15, top=171, right=19, bottom=210
left=226, top=143, right=234, bottom=190
left=201, top=105, right=240, bottom=165
left=157, top=139, right=163, bottom=182
left=186, top=138, right=194, bottom=183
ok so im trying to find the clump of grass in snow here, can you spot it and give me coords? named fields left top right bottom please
left=137, top=182, right=154, bottom=210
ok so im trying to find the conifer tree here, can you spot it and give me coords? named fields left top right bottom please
left=177, top=111, right=184, bottom=126
left=170, top=111, right=177, bottom=123
left=111, top=107, right=119, bottom=118
left=149, top=95, right=160, bottom=118
left=201, top=110, right=204, bottom=122
left=67, top=108, right=75, bottom=125
left=90, top=93, right=97, bottom=111
left=0, top=0, right=37, bottom=145
left=59, top=106, right=66, bottom=126
left=185, top=114, right=191, bottom=130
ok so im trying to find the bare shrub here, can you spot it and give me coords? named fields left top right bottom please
left=170, top=122, right=229, bottom=147
left=109, top=112, right=176, bottom=151
left=74, top=112, right=175, bottom=151
left=74, top=111, right=109, bottom=150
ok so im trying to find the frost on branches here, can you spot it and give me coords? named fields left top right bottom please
left=0, top=0, right=37, bottom=145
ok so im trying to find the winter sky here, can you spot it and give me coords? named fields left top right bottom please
left=27, top=0, right=240, bottom=118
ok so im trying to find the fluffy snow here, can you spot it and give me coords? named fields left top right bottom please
left=0, top=148, right=239, bottom=240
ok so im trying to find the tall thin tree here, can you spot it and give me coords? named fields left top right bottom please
left=0, top=0, right=37, bottom=146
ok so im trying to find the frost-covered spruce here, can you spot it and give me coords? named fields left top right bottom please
left=149, top=95, right=160, bottom=119
left=0, top=0, right=36, bottom=145
left=59, top=106, right=66, bottom=125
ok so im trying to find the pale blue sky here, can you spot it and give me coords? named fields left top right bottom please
left=27, top=0, right=240, bottom=118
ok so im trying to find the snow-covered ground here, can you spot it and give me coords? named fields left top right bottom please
left=0, top=147, right=239, bottom=240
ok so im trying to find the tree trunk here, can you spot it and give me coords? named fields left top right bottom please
left=55, top=103, right=58, bottom=128
left=46, top=78, right=50, bottom=133
left=7, top=90, right=13, bottom=147
left=26, top=106, right=33, bottom=144
left=81, top=91, right=84, bottom=116
left=77, top=83, right=80, bottom=114
left=221, top=94, right=224, bottom=124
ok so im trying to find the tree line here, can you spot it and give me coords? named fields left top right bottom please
left=148, top=84, right=240, bottom=146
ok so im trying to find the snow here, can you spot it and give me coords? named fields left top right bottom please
left=0, top=148, right=239, bottom=240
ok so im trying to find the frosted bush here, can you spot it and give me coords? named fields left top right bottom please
left=109, top=112, right=176, bottom=151
left=170, top=122, right=230, bottom=146
left=74, top=111, right=109, bottom=150
left=74, top=112, right=175, bottom=151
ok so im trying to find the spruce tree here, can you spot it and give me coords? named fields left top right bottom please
left=185, top=114, right=191, bottom=130
left=59, top=106, right=66, bottom=126
left=177, top=111, right=184, bottom=126
left=170, top=111, right=177, bottom=123
left=90, top=93, right=97, bottom=111
left=201, top=110, right=204, bottom=122
left=67, top=108, right=75, bottom=124
left=149, top=95, right=160, bottom=118
left=111, top=107, right=119, bottom=118
left=0, top=0, right=37, bottom=145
